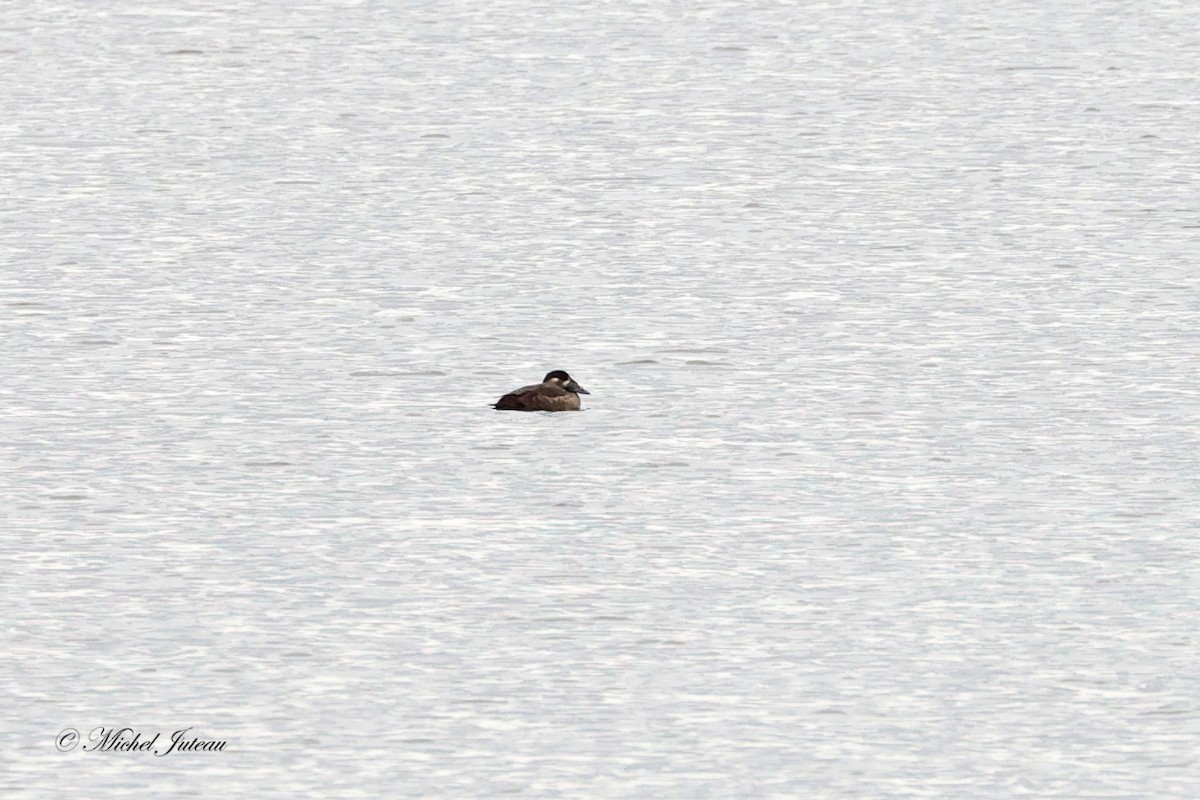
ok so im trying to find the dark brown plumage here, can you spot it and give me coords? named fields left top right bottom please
left=493, top=370, right=590, bottom=412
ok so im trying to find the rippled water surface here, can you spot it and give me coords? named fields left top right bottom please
left=4, top=1, right=1199, bottom=796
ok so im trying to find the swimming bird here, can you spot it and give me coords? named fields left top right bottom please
left=493, top=370, right=590, bottom=412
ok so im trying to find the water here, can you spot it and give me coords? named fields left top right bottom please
left=3, top=1, right=1199, bottom=796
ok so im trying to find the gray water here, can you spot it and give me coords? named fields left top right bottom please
left=3, top=1, right=1199, bottom=796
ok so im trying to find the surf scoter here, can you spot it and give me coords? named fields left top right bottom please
left=493, top=370, right=590, bottom=412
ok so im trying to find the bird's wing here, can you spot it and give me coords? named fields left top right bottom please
left=493, top=383, right=544, bottom=410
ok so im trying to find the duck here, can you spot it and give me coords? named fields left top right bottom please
left=493, top=370, right=590, bottom=412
